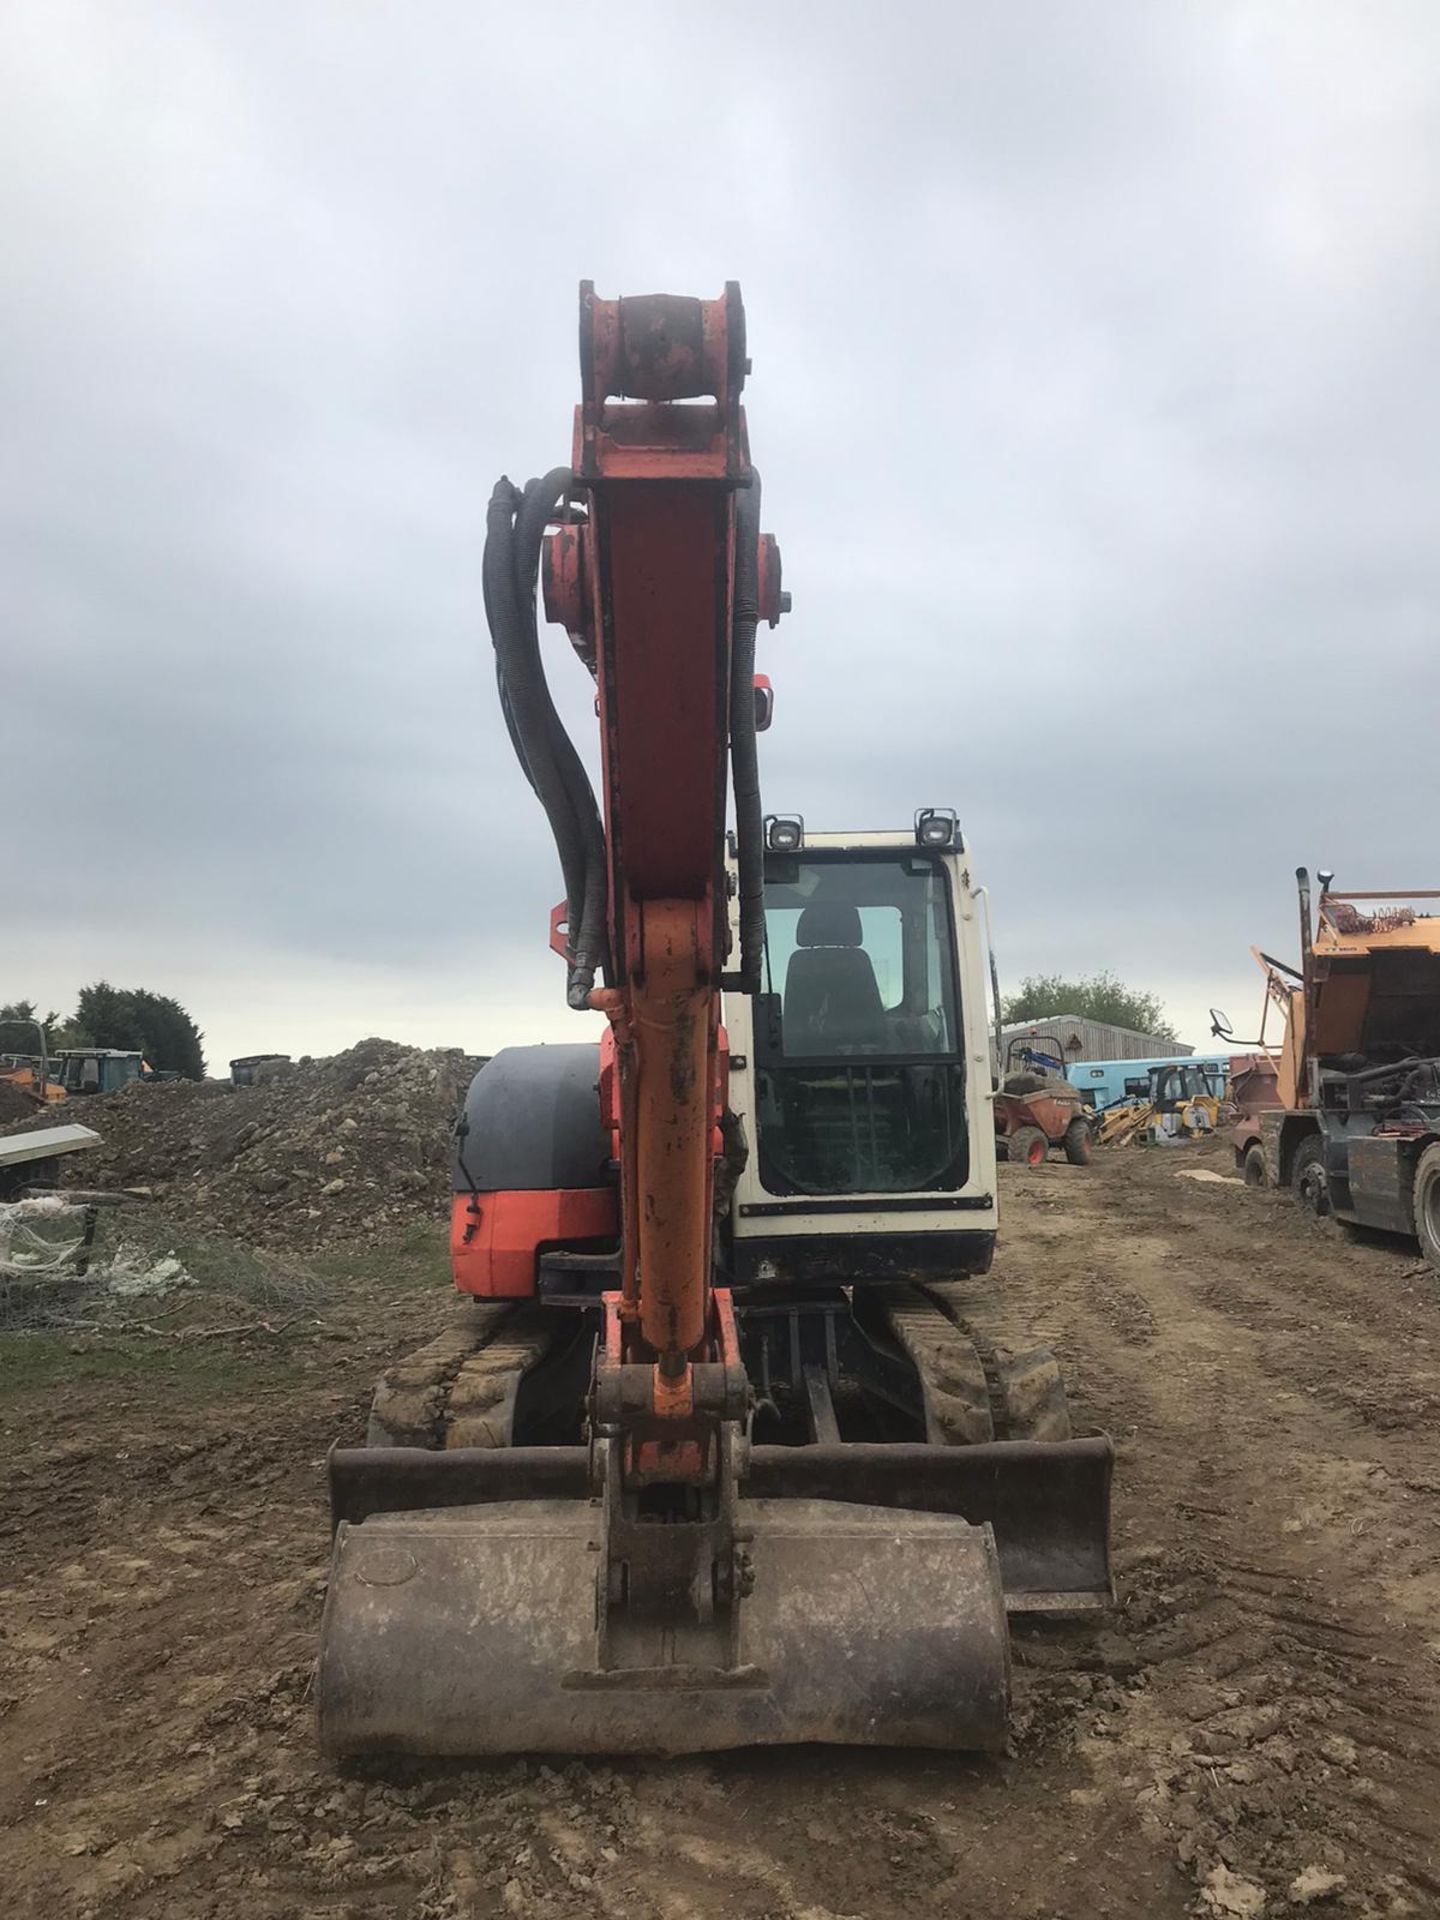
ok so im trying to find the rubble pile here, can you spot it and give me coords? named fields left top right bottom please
left=0, top=1080, right=37, bottom=1125
left=0, top=1039, right=482, bottom=1250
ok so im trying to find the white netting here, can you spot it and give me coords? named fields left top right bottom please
left=0, top=1198, right=194, bottom=1329
left=0, top=1195, right=90, bottom=1275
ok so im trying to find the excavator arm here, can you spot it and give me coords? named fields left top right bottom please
left=545, top=286, right=767, bottom=1676
left=571, top=284, right=752, bottom=1400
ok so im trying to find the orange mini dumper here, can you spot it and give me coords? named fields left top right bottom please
left=995, top=1035, right=1093, bottom=1168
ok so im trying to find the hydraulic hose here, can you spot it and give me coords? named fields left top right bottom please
left=510, top=472, right=610, bottom=1003
left=487, top=464, right=760, bottom=1005
left=729, top=473, right=765, bottom=990
left=483, top=476, right=585, bottom=924
left=483, top=472, right=609, bottom=1007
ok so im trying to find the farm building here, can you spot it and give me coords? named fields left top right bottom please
left=998, top=1015, right=1193, bottom=1077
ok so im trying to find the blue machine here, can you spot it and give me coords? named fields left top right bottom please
left=1070, top=1054, right=1230, bottom=1111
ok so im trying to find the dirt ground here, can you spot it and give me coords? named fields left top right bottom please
left=3, top=1146, right=1439, bottom=1920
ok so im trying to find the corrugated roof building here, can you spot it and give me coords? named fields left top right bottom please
left=998, top=1015, right=1193, bottom=1075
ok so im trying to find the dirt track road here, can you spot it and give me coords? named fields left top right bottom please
left=3, top=1148, right=1439, bottom=1919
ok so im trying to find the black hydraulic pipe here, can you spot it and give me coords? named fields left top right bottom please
left=510, top=470, right=610, bottom=1003
left=485, top=503, right=540, bottom=808
left=484, top=478, right=586, bottom=927
left=483, top=474, right=609, bottom=1006
left=480, top=492, right=540, bottom=799
left=1347, top=1053, right=1426, bottom=1086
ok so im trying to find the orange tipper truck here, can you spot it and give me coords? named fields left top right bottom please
left=1223, top=871, right=1440, bottom=1272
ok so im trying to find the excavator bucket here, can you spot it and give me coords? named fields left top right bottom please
left=317, top=1435, right=1112, bottom=1757
left=318, top=1495, right=1008, bottom=1757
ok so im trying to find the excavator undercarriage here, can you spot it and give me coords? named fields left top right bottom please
left=323, top=1271, right=1111, bottom=1754
left=316, top=283, right=1113, bottom=1758
left=323, top=1280, right=1109, bottom=1753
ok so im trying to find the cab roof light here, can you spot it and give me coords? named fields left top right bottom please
left=915, top=807, right=960, bottom=850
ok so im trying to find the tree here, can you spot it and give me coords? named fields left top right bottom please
left=1001, top=970, right=1178, bottom=1043
left=75, top=982, right=207, bottom=1080
left=126, top=989, right=206, bottom=1081
left=73, top=982, right=142, bottom=1052
left=0, top=999, right=64, bottom=1056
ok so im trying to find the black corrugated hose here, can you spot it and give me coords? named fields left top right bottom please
left=483, top=470, right=609, bottom=1007
left=485, top=468, right=764, bottom=1004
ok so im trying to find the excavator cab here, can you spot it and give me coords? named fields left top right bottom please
left=751, top=841, right=969, bottom=1194
left=1148, top=1062, right=1221, bottom=1143
left=317, top=284, right=1112, bottom=1761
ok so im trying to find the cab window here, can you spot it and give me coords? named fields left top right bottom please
left=755, top=851, right=969, bottom=1195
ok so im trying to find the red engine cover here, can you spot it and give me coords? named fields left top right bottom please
left=451, top=1187, right=619, bottom=1300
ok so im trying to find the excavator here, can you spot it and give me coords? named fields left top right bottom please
left=317, top=284, right=1113, bottom=1756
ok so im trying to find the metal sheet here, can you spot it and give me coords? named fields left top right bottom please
left=1345, top=1134, right=1417, bottom=1236
left=747, top=1439, right=1112, bottom=1611
left=0, top=1124, right=100, bottom=1168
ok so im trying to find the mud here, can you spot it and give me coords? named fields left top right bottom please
left=2, top=1144, right=1438, bottom=1918
left=0, top=1080, right=39, bottom=1125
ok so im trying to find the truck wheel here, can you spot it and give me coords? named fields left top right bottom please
left=1291, top=1134, right=1331, bottom=1221
left=1007, top=1125, right=1048, bottom=1169
left=1243, top=1144, right=1267, bottom=1188
left=1413, top=1143, right=1440, bottom=1274
left=1063, top=1118, right=1093, bottom=1167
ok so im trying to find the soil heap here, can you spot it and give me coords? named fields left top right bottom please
left=0, top=1081, right=38, bottom=1126
left=0, top=1039, right=483, bottom=1250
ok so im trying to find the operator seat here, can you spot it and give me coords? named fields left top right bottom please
left=783, top=902, right=887, bottom=1054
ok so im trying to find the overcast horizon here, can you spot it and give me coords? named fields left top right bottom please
left=4, top=3, right=1438, bottom=1074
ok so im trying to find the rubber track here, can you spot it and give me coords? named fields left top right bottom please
left=444, top=1309, right=554, bottom=1449
left=920, top=1279, right=1074, bottom=1443
left=877, top=1286, right=994, bottom=1445
left=366, top=1302, right=554, bottom=1449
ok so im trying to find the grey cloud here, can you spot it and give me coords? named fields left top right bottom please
left=3, top=1, right=1438, bottom=1066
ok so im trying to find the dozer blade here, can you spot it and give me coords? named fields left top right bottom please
left=317, top=1495, right=1009, bottom=1757
left=328, top=1431, right=1113, bottom=1614
left=748, top=1438, right=1114, bottom=1614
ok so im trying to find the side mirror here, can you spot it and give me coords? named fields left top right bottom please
left=1209, top=1007, right=1233, bottom=1040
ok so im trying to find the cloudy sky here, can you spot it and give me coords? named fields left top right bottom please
left=4, top=2, right=1438, bottom=1071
